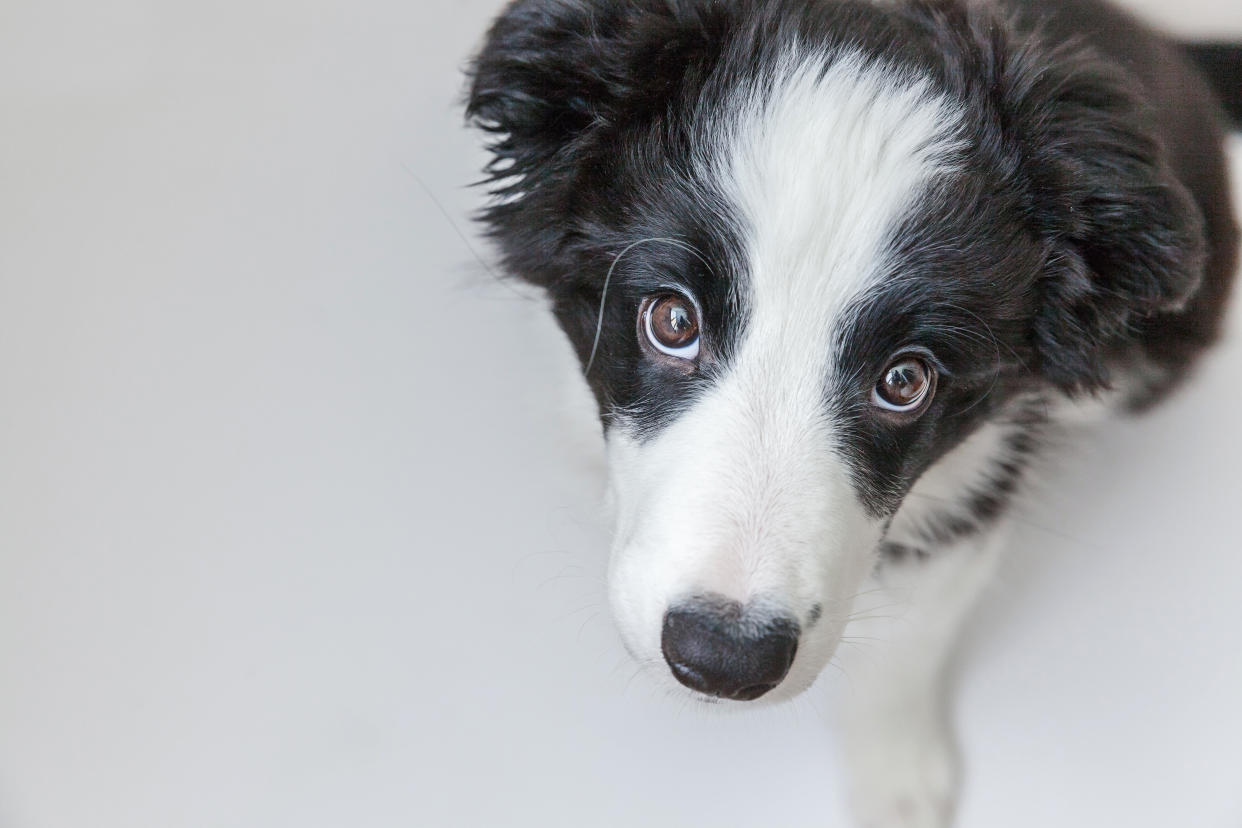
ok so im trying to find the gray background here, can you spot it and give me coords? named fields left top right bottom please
left=2, top=1, right=1241, bottom=826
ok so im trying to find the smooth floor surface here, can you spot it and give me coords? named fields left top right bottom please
left=2, top=1, right=1241, bottom=826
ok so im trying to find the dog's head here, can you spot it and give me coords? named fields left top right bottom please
left=466, top=0, right=1203, bottom=702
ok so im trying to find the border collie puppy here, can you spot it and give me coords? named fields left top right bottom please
left=467, top=0, right=1240, bottom=822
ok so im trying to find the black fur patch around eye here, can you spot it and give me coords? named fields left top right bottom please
left=552, top=218, right=749, bottom=439
left=828, top=169, right=1045, bottom=518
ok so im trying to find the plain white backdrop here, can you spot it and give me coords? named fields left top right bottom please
left=2, top=1, right=1241, bottom=826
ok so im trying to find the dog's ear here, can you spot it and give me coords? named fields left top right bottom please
left=467, top=0, right=621, bottom=186
left=465, top=0, right=722, bottom=284
left=992, top=29, right=1207, bottom=393
left=465, top=0, right=708, bottom=207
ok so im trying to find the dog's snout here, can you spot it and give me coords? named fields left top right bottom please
left=661, top=597, right=799, bottom=701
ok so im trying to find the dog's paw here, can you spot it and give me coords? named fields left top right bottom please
left=844, top=727, right=959, bottom=828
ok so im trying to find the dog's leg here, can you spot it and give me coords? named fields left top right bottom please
left=836, top=527, right=1005, bottom=828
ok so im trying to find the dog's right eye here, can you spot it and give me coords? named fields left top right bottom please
left=642, top=293, right=701, bottom=361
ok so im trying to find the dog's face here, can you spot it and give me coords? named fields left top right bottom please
left=593, top=54, right=1025, bottom=701
left=468, top=0, right=1203, bottom=701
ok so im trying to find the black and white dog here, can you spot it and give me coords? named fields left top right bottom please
left=467, top=0, right=1240, bottom=823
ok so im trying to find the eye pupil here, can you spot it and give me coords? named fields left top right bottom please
left=885, top=365, right=918, bottom=400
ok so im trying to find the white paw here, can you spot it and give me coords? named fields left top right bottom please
left=844, top=727, right=960, bottom=828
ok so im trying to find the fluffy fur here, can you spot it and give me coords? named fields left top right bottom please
left=466, top=0, right=1239, bottom=823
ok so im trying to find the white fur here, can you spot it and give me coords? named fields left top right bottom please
left=838, top=528, right=1005, bottom=828
left=830, top=412, right=1033, bottom=826
left=604, top=51, right=965, bottom=698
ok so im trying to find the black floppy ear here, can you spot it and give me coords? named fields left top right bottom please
left=997, top=35, right=1207, bottom=393
left=465, top=0, right=720, bottom=285
left=464, top=0, right=637, bottom=290
left=466, top=0, right=620, bottom=190
left=466, top=0, right=698, bottom=201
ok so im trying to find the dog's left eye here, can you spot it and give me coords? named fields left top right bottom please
left=642, top=293, right=700, bottom=361
left=872, top=356, right=936, bottom=413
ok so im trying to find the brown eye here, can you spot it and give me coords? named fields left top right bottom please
left=643, top=293, right=700, bottom=360
left=872, top=356, right=935, bottom=413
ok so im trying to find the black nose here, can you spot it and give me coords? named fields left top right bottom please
left=661, top=597, right=800, bottom=701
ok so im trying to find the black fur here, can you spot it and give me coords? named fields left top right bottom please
left=1179, top=43, right=1242, bottom=128
left=467, top=0, right=1238, bottom=522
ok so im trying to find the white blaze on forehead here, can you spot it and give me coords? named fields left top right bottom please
left=716, top=50, right=965, bottom=389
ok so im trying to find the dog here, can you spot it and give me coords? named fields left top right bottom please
left=466, top=0, right=1241, bottom=823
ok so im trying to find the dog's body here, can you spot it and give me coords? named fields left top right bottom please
left=467, top=0, right=1239, bottom=823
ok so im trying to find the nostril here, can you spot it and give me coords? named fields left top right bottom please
left=661, top=596, right=800, bottom=701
